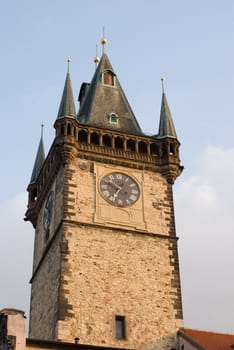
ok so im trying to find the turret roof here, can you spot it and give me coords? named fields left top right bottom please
left=30, top=131, right=45, bottom=184
left=158, top=92, right=177, bottom=138
left=57, top=72, right=76, bottom=119
left=77, top=53, right=142, bottom=134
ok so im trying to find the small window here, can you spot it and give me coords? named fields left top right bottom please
left=115, top=316, right=126, bottom=339
left=104, top=71, right=115, bottom=86
left=109, top=113, right=119, bottom=124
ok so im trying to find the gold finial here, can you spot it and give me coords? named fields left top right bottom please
left=101, top=26, right=107, bottom=53
left=93, top=44, right=100, bottom=67
left=41, top=123, right=44, bottom=138
left=67, top=58, right=71, bottom=73
left=160, top=77, right=165, bottom=93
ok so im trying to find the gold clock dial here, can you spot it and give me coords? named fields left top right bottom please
left=99, top=172, right=140, bottom=207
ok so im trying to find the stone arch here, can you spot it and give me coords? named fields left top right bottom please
left=138, top=141, right=148, bottom=154
left=150, top=143, right=159, bottom=156
left=115, top=136, right=124, bottom=149
left=90, top=132, right=100, bottom=145
left=127, top=139, right=135, bottom=152
left=103, top=134, right=112, bottom=147
left=78, top=130, right=88, bottom=143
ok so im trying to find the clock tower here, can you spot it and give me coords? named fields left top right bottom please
left=25, top=46, right=183, bottom=350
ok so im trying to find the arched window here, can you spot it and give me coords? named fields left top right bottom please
left=108, top=113, right=119, bottom=125
left=91, top=132, right=100, bottom=145
left=162, top=143, right=168, bottom=156
left=115, top=136, right=124, bottom=149
left=78, top=130, right=88, bottom=143
left=103, top=134, right=112, bottom=147
left=170, top=143, right=175, bottom=155
left=67, top=123, right=71, bottom=135
left=103, top=71, right=115, bottom=86
left=138, top=141, right=148, bottom=154
left=61, top=124, right=64, bottom=136
left=150, top=143, right=159, bottom=156
left=127, top=139, right=135, bottom=152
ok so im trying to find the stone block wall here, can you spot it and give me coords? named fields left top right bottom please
left=29, top=157, right=183, bottom=349
left=57, top=224, right=182, bottom=348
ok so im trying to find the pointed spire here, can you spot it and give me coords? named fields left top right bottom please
left=57, top=59, right=76, bottom=119
left=30, top=125, right=45, bottom=184
left=158, top=78, right=177, bottom=138
left=77, top=52, right=142, bottom=134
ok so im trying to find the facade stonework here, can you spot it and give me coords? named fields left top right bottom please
left=25, top=51, right=184, bottom=350
left=28, top=157, right=183, bottom=348
left=58, top=224, right=181, bottom=349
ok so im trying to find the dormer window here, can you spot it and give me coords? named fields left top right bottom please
left=108, top=113, right=119, bottom=124
left=103, top=71, right=115, bottom=86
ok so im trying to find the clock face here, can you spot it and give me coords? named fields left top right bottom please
left=43, top=191, right=54, bottom=232
left=99, top=172, right=140, bottom=207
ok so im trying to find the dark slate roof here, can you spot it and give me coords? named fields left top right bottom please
left=158, top=92, right=177, bottom=138
left=57, top=72, right=76, bottom=119
left=30, top=133, right=45, bottom=184
left=77, top=53, right=142, bottom=134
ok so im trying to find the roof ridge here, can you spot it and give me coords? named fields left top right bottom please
left=185, top=328, right=234, bottom=336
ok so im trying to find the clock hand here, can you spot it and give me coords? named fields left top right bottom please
left=108, top=180, right=122, bottom=190
left=113, top=187, right=122, bottom=198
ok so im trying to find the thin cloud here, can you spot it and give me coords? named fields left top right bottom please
left=0, top=192, right=33, bottom=318
left=176, top=146, right=234, bottom=333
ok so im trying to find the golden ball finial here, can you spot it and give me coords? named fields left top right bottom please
left=101, top=38, right=107, bottom=46
left=94, top=56, right=100, bottom=64
left=41, top=123, right=44, bottom=137
left=67, top=58, right=71, bottom=73
left=160, top=77, right=165, bottom=93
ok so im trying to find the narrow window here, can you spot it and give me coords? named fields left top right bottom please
left=67, top=123, right=71, bottom=135
left=115, top=316, right=126, bottom=339
left=61, top=124, right=64, bottom=135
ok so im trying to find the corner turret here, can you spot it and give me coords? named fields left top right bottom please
left=158, top=78, right=177, bottom=138
left=29, top=125, right=45, bottom=185
left=154, top=78, right=183, bottom=183
left=57, top=60, right=76, bottom=119
left=26, top=126, right=45, bottom=213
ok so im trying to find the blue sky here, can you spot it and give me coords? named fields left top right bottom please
left=1, top=0, right=234, bottom=334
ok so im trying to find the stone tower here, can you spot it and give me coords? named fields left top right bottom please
left=25, top=48, right=183, bottom=350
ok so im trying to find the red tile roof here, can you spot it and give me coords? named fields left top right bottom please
left=183, top=328, right=234, bottom=350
